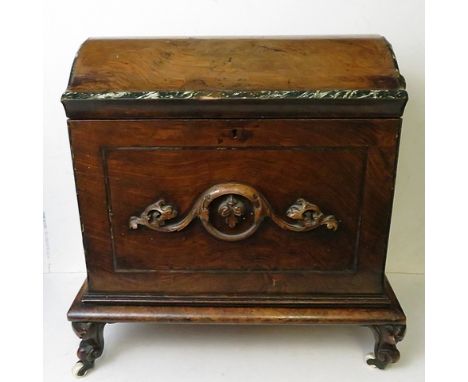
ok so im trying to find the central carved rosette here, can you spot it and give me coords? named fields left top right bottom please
left=217, top=195, right=246, bottom=228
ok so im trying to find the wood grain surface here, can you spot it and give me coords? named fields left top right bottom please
left=68, top=278, right=405, bottom=324
left=67, top=37, right=403, bottom=92
left=69, top=118, right=401, bottom=300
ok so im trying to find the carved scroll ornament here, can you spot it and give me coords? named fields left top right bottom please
left=129, top=183, right=338, bottom=242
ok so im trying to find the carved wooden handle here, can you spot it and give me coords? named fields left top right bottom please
left=129, top=183, right=338, bottom=242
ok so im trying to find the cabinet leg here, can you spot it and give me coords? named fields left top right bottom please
left=366, top=324, right=406, bottom=369
left=71, top=322, right=106, bottom=376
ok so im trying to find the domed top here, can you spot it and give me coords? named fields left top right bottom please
left=62, top=36, right=407, bottom=119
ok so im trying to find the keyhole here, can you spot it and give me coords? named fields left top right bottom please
left=231, top=129, right=238, bottom=139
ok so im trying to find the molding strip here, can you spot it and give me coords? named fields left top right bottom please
left=62, top=89, right=408, bottom=101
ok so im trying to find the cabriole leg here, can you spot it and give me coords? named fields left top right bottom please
left=366, top=324, right=406, bottom=369
left=71, top=322, right=106, bottom=377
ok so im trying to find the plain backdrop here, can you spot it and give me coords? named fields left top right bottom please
left=38, top=1, right=428, bottom=381
left=43, top=0, right=424, bottom=275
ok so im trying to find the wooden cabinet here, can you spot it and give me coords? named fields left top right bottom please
left=63, top=37, right=407, bottom=376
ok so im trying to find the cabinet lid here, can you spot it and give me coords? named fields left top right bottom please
left=62, top=37, right=407, bottom=119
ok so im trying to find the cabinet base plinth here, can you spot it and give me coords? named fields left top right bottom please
left=68, top=277, right=406, bottom=375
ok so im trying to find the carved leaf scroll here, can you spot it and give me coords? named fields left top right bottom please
left=129, top=183, right=338, bottom=242
left=217, top=195, right=246, bottom=228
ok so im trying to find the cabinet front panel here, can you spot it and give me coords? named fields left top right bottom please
left=69, top=119, right=400, bottom=296
left=106, top=147, right=365, bottom=272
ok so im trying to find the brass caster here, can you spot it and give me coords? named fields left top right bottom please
left=72, top=360, right=92, bottom=377
left=365, top=353, right=382, bottom=369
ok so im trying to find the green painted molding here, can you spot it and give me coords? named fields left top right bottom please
left=62, top=89, right=408, bottom=101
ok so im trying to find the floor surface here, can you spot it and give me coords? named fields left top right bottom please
left=44, top=272, right=424, bottom=381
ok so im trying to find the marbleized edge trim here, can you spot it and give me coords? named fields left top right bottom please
left=61, top=89, right=408, bottom=101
